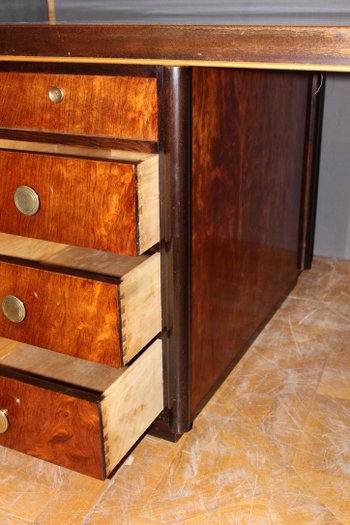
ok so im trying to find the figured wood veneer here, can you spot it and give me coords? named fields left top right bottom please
left=0, top=339, right=163, bottom=479
left=0, top=374, right=104, bottom=478
left=0, top=150, right=159, bottom=255
left=0, top=239, right=161, bottom=366
left=0, top=72, right=158, bottom=140
left=191, top=67, right=311, bottom=411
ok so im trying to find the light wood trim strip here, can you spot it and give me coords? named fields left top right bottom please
left=47, top=0, right=56, bottom=24
left=101, top=339, right=163, bottom=474
left=137, top=154, right=160, bottom=253
left=0, top=139, right=154, bottom=162
left=119, top=252, right=161, bottom=363
left=1, top=55, right=350, bottom=72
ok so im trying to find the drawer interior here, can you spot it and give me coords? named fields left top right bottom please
left=0, top=338, right=163, bottom=479
left=0, top=234, right=161, bottom=366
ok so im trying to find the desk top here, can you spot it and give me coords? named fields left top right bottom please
left=1, top=1, right=350, bottom=71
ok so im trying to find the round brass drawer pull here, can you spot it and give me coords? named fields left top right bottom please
left=14, top=186, right=40, bottom=216
left=1, top=295, right=26, bottom=324
left=49, top=86, right=64, bottom=104
left=0, top=409, right=9, bottom=434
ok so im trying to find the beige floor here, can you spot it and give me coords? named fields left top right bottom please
left=0, top=256, right=349, bottom=525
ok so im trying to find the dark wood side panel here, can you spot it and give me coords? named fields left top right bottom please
left=0, top=150, right=139, bottom=255
left=0, top=261, right=121, bottom=367
left=191, top=67, right=310, bottom=412
left=0, top=374, right=104, bottom=478
left=0, top=71, right=158, bottom=141
left=298, top=73, right=326, bottom=270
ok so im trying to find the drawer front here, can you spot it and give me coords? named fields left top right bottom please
left=0, top=72, right=158, bottom=141
left=0, top=339, right=163, bottom=479
left=0, top=253, right=161, bottom=367
left=0, top=150, right=159, bottom=256
left=0, top=374, right=104, bottom=478
left=0, top=261, right=121, bottom=367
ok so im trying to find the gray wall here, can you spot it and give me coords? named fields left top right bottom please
left=0, top=0, right=48, bottom=23
left=314, top=76, right=350, bottom=260
left=54, top=0, right=350, bottom=24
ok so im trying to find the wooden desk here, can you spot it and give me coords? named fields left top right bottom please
left=0, top=22, right=346, bottom=477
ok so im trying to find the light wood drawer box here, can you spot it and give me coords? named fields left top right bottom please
left=0, top=72, right=158, bottom=141
left=0, top=338, right=163, bottom=479
left=0, top=235, right=161, bottom=367
left=0, top=150, right=159, bottom=256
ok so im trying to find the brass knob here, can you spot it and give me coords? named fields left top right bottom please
left=49, top=86, right=64, bottom=103
left=0, top=409, right=9, bottom=433
left=1, top=295, right=26, bottom=323
left=14, top=186, right=40, bottom=216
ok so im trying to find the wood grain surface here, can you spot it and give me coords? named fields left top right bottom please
left=191, top=67, right=310, bottom=412
left=101, top=339, right=163, bottom=474
left=1, top=26, right=350, bottom=71
left=0, top=337, right=124, bottom=392
left=0, top=251, right=161, bottom=366
left=0, top=233, right=148, bottom=278
left=0, top=71, right=158, bottom=140
left=0, top=150, right=159, bottom=255
left=0, top=261, right=122, bottom=367
left=0, top=374, right=104, bottom=478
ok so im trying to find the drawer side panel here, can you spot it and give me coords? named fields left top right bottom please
left=101, top=339, right=163, bottom=474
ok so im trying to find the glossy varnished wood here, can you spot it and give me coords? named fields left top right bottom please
left=0, top=338, right=163, bottom=478
left=0, top=71, right=158, bottom=140
left=298, top=74, right=326, bottom=270
left=1, top=26, right=350, bottom=71
left=0, top=245, right=161, bottom=366
left=0, top=374, right=104, bottom=478
left=0, top=150, right=159, bottom=255
left=0, top=260, right=121, bottom=366
left=191, top=67, right=311, bottom=412
left=150, top=67, right=192, bottom=437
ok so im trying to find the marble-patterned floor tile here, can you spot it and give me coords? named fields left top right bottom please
left=293, top=394, right=350, bottom=478
left=318, top=351, right=350, bottom=401
left=290, top=257, right=336, bottom=301
left=84, top=435, right=186, bottom=524
left=0, top=511, right=37, bottom=525
left=175, top=496, right=287, bottom=525
left=294, top=469, right=350, bottom=525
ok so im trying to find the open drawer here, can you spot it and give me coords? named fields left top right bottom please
left=0, top=338, right=163, bottom=479
left=0, top=233, right=161, bottom=367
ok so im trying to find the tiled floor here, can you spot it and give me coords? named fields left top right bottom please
left=0, top=256, right=349, bottom=524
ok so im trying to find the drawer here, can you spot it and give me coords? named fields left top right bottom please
left=0, top=237, right=161, bottom=366
left=0, top=338, right=163, bottom=479
left=0, top=149, right=159, bottom=256
left=0, top=72, right=158, bottom=141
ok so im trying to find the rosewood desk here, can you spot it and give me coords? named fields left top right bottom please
left=0, top=22, right=348, bottom=477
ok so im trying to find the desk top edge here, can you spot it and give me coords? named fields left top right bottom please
left=1, top=25, right=350, bottom=71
